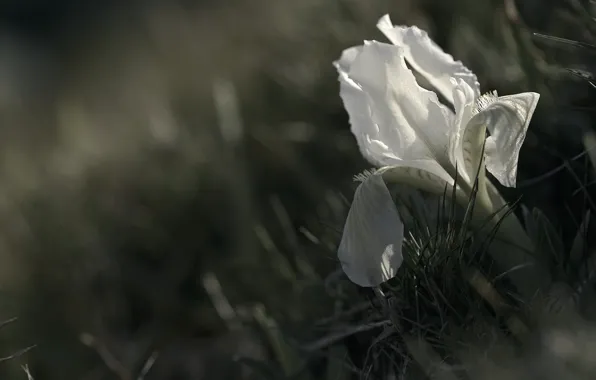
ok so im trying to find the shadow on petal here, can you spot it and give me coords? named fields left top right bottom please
left=338, top=173, right=404, bottom=287
left=480, top=92, right=540, bottom=188
left=376, top=14, right=480, bottom=108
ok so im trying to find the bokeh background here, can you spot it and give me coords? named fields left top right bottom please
left=0, top=0, right=593, bottom=379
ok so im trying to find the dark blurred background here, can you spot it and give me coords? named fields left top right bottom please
left=0, top=0, right=592, bottom=379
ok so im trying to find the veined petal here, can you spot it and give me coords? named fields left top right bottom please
left=338, top=40, right=453, bottom=168
left=334, top=46, right=395, bottom=166
left=338, top=172, right=404, bottom=287
left=376, top=14, right=480, bottom=107
left=449, top=79, right=478, bottom=185
left=448, top=80, right=493, bottom=207
left=476, top=92, right=540, bottom=187
left=379, top=160, right=454, bottom=194
left=380, top=160, right=469, bottom=208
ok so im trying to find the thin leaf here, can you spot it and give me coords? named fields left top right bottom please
left=570, top=210, right=591, bottom=268
left=565, top=68, right=596, bottom=89
left=532, top=32, right=596, bottom=53
left=582, top=129, right=596, bottom=171
left=527, top=208, right=565, bottom=269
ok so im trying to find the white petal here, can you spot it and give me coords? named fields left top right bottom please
left=376, top=15, right=480, bottom=107
left=338, top=159, right=471, bottom=287
left=476, top=92, right=540, bottom=187
left=380, top=160, right=471, bottom=215
left=379, top=160, right=456, bottom=196
left=449, top=79, right=479, bottom=185
left=338, top=172, right=404, bottom=287
left=334, top=40, right=453, bottom=168
left=444, top=80, right=495, bottom=210
left=334, top=45, right=362, bottom=74
left=333, top=45, right=392, bottom=167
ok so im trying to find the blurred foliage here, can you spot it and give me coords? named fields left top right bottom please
left=0, top=0, right=592, bottom=379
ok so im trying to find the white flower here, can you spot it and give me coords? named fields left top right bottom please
left=335, top=15, right=540, bottom=287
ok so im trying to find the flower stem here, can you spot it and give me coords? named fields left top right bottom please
left=477, top=183, right=552, bottom=305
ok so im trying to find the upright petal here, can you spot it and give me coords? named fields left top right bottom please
left=334, top=46, right=392, bottom=166
left=376, top=15, right=480, bottom=107
left=334, top=45, right=362, bottom=74
left=336, top=40, right=454, bottom=169
left=338, top=172, right=404, bottom=287
left=449, top=78, right=478, bottom=186
left=475, top=92, right=540, bottom=187
left=448, top=80, right=494, bottom=208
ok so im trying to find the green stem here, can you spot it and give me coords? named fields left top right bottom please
left=476, top=182, right=552, bottom=304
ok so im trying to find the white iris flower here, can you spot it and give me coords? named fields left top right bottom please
left=335, top=15, right=540, bottom=287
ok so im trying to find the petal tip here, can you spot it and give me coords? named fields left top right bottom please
left=376, top=14, right=393, bottom=30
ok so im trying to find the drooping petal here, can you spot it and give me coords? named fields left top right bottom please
left=338, top=172, right=404, bottom=287
left=338, top=158, right=467, bottom=287
left=475, top=92, right=540, bottom=187
left=335, top=40, right=454, bottom=169
left=376, top=14, right=480, bottom=108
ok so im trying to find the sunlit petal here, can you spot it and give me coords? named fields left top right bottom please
left=476, top=92, right=540, bottom=187
left=338, top=40, right=453, bottom=167
left=376, top=14, right=480, bottom=107
left=334, top=46, right=392, bottom=166
left=338, top=172, right=404, bottom=287
left=334, top=45, right=362, bottom=74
